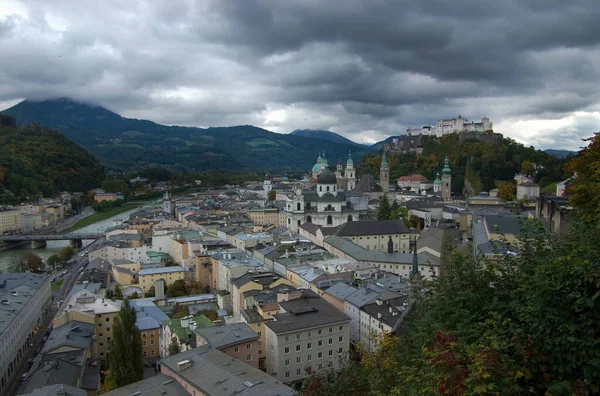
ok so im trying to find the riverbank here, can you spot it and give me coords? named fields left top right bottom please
left=62, top=203, right=141, bottom=233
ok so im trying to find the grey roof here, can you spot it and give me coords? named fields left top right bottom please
left=41, top=321, right=94, bottom=354
left=324, top=235, right=440, bottom=266
left=416, top=227, right=445, bottom=255
left=21, top=359, right=82, bottom=393
left=193, top=323, right=258, bottom=349
left=0, top=273, right=49, bottom=338
left=335, top=219, right=410, bottom=236
left=103, top=374, right=187, bottom=396
left=323, top=282, right=358, bottom=302
left=139, top=266, right=185, bottom=275
left=20, top=384, right=87, bottom=396
left=345, top=286, right=381, bottom=308
left=483, top=214, right=525, bottom=236
left=68, top=283, right=102, bottom=297
left=158, top=345, right=293, bottom=396
left=87, top=258, right=111, bottom=273
left=352, top=174, right=382, bottom=193
left=317, top=192, right=344, bottom=202
left=299, top=222, right=320, bottom=236
left=232, top=272, right=282, bottom=289
left=317, top=172, right=337, bottom=184
left=361, top=295, right=409, bottom=327
left=265, top=291, right=350, bottom=334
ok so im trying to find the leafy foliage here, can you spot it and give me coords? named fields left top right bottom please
left=0, top=121, right=105, bottom=202
left=106, top=299, right=143, bottom=389
left=9, top=252, right=44, bottom=273
left=303, top=214, right=600, bottom=394
left=360, top=134, right=571, bottom=196
left=268, top=189, right=276, bottom=201
left=567, top=132, right=600, bottom=222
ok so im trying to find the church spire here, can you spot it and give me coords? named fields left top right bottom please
left=410, top=237, right=419, bottom=279
left=381, top=150, right=388, bottom=166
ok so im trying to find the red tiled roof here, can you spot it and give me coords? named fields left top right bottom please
left=397, top=174, right=428, bottom=182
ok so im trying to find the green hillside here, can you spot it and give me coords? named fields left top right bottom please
left=360, top=133, right=571, bottom=195
left=290, top=129, right=366, bottom=147
left=2, top=99, right=374, bottom=172
left=0, top=116, right=106, bottom=202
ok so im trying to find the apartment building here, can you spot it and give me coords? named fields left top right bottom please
left=0, top=208, right=20, bottom=234
left=194, top=323, right=260, bottom=369
left=247, top=207, right=287, bottom=226
left=265, top=290, right=350, bottom=384
left=138, top=266, right=186, bottom=292
left=0, top=273, right=51, bottom=394
left=334, top=220, right=414, bottom=253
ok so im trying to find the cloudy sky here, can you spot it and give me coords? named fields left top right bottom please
left=1, top=0, right=599, bottom=149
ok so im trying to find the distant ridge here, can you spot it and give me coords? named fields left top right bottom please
left=544, top=149, right=577, bottom=158
left=1, top=98, right=375, bottom=172
left=290, top=129, right=366, bottom=147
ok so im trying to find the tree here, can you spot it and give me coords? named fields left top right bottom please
left=129, top=292, right=140, bottom=299
left=46, top=254, right=60, bottom=269
left=567, top=132, right=599, bottom=222
left=168, top=337, right=180, bottom=356
left=377, top=194, right=391, bottom=220
left=166, top=279, right=186, bottom=298
left=521, top=160, right=536, bottom=176
left=498, top=181, right=516, bottom=201
left=114, top=284, right=123, bottom=299
left=172, top=304, right=189, bottom=319
left=57, top=246, right=75, bottom=263
left=10, top=252, right=44, bottom=273
left=268, top=189, right=276, bottom=201
left=106, top=299, right=143, bottom=388
left=146, top=285, right=156, bottom=297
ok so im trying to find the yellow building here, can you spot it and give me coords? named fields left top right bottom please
left=111, top=261, right=141, bottom=286
left=240, top=301, right=280, bottom=371
left=171, top=238, right=189, bottom=265
left=138, top=266, right=186, bottom=292
left=231, top=272, right=293, bottom=316
left=247, top=208, right=287, bottom=226
left=53, top=292, right=121, bottom=360
left=0, top=209, right=20, bottom=234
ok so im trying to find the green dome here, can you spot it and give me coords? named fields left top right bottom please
left=312, top=163, right=322, bottom=172
left=433, top=171, right=442, bottom=185
left=346, top=151, right=353, bottom=166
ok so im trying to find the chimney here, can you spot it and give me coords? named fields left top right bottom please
left=388, top=306, right=393, bottom=314
left=181, top=315, right=191, bottom=328
left=376, top=298, right=383, bottom=306
left=377, top=312, right=382, bottom=319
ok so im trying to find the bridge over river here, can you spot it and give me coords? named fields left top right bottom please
left=1, top=233, right=101, bottom=248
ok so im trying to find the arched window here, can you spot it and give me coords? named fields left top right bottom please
left=326, top=186, right=330, bottom=192
left=327, top=215, right=333, bottom=225
left=288, top=218, right=291, bottom=224
left=307, top=216, right=312, bottom=223
left=297, top=220, right=301, bottom=227
left=347, top=215, right=352, bottom=222
left=319, top=186, right=322, bottom=192
left=296, top=202, right=301, bottom=211
left=327, top=204, right=333, bottom=211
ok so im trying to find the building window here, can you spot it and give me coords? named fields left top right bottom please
left=318, top=340, right=323, bottom=347
left=318, top=329, right=322, bottom=335
left=247, top=355, right=252, bottom=361
left=285, top=371, right=290, bottom=378
left=285, top=359, right=290, bottom=367
left=329, top=327, right=333, bottom=333
left=296, top=368, right=301, bottom=375
left=246, top=343, right=251, bottom=350
left=150, top=340, right=155, bottom=345
left=142, top=341, right=147, bottom=346
left=339, top=336, right=343, bottom=343
left=338, top=347, right=343, bottom=353
left=296, top=334, right=301, bottom=340
left=308, top=331, right=312, bottom=337
left=285, top=336, right=289, bottom=342
left=329, top=350, right=333, bottom=356
left=327, top=215, right=332, bottom=225
left=151, top=350, right=155, bottom=356
left=143, top=351, right=147, bottom=356
left=318, top=352, right=323, bottom=359
left=99, top=343, right=104, bottom=347
left=234, top=346, right=239, bottom=353
left=296, top=356, right=301, bottom=364
left=339, top=326, right=343, bottom=331
left=328, top=338, right=333, bottom=345
left=307, top=342, right=312, bottom=349
left=285, top=347, right=290, bottom=354
left=307, top=354, right=312, bottom=361
left=106, top=318, right=110, bottom=322
left=296, top=345, right=301, bottom=352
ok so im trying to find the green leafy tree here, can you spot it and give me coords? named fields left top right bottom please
left=268, top=189, right=276, bottom=201
left=567, top=132, right=599, bottom=222
left=10, top=252, right=44, bottom=273
left=377, top=194, right=391, bottom=220
left=57, top=246, right=75, bottom=263
left=166, top=279, right=186, bottom=298
left=520, top=160, right=536, bottom=176
left=46, top=254, right=60, bottom=269
left=171, top=304, right=189, bottom=319
left=168, top=337, right=180, bottom=356
left=106, top=299, right=143, bottom=388
left=498, top=181, right=516, bottom=201
left=114, top=284, right=123, bottom=299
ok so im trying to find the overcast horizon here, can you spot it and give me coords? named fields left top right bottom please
left=1, top=1, right=600, bottom=150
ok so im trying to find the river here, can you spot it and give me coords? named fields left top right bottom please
left=0, top=207, right=140, bottom=272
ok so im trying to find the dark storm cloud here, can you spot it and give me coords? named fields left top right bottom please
left=0, top=0, right=600, bottom=149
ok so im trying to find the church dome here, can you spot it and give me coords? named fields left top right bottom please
left=317, top=171, right=337, bottom=184
left=433, top=171, right=442, bottom=185
left=312, top=163, right=322, bottom=172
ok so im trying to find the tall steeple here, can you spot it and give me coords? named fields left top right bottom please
left=346, top=151, right=356, bottom=190
left=380, top=151, right=389, bottom=193
left=441, top=156, right=452, bottom=201
left=410, top=237, right=419, bottom=279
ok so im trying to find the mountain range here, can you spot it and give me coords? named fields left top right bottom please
left=2, top=98, right=375, bottom=172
